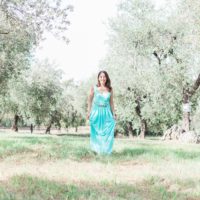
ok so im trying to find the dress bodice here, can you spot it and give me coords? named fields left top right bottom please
left=93, top=85, right=111, bottom=106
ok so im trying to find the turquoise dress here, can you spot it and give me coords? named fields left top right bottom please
left=89, top=85, right=116, bottom=154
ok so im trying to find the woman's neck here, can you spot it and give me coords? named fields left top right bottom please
left=99, top=82, right=106, bottom=87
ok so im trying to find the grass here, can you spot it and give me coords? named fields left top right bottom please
left=0, top=175, right=189, bottom=200
left=0, top=132, right=200, bottom=199
left=1, top=135, right=200, bottom=163
left=0, top=139, right=34, bottom=159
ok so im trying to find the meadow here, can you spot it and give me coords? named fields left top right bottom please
left=0, top=132, right=200, bottom=200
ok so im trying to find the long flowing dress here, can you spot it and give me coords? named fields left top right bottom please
left=89, top=85, right=116, bottom=154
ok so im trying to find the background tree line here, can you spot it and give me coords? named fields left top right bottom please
left=0, top=0, right=85, bottom=133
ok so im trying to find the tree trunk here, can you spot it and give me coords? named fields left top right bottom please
left=127, top=121, right=134, bottom=137
left=30, top=124, right=33, bottom=134
left=45, top=123, right=51, bottom=134
left=140, top=119, right=147, bottom=139
left=12, top=114, right=19, bottom=132
left=182, top=91, right=190, bottom=132
left=135, top=97, right=147, bottom=138
left=127, top=88, right=148, bottom=138
left=183, top=112, right=190, bottom=132
left=182, top=74, right=200, bottom=132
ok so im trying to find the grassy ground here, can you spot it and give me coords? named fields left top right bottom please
left=0, top=132, right=200, bottom=199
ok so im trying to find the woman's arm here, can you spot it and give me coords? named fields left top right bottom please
left=87, top=86, right=94, bottom=120
left=110, top=89, right=116, bottom=119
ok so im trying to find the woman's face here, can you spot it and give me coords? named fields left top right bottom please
left=98, top=72, right=107, bottom=86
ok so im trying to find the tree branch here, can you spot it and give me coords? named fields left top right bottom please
left=188, top=73, right=200, bottom=97
left=0, top=31, right=9, bottom=34
left=153, top=51, right=161, bottom=65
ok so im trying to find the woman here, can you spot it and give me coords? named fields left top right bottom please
left=87, top=70, right=116, bottom=154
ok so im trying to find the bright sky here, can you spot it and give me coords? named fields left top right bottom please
left=35, top=0, right=168, bottom=81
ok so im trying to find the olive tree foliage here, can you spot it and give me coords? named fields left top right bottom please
left=0, top=0, right=73, bottom=123
left=2, top=60, right=87, bottom=132
left=0, top=0, right=73, bottom=87
left=0, top=28, right=31, bottom=125
left=24, top=61, right=63, bottom=128
left=61, top=73, right=98, bottom=130
left=58, top=79, right=86, bottom=131
left=0, top=0, right=72, bottom=82
left=174, top=0, right=200, bottom=132
left=4, top=60, right=63, bottom=132
left=78, top=75, right=97, bottom=114
left=102, top=0, right=200, bottom=136
left=0, top=0, right=72, bottom=85
left=0, top=0, right=73, bottom=42
left=63, top=74, right=98, bottom=129
left=0, top=8, right=31, bottom=94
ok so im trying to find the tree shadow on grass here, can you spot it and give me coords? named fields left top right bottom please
left=56, top=133, right=90, bottom=137
left=173, top=150, right=200, bottom=160
left=46, top=144, right=200, bottom=162
left=113, top=147, right=200, bottom=161
left=112, top=148, right=149, bottom=158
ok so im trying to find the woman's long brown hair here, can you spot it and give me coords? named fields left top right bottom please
left=97, top=70, right=112, bottom=91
